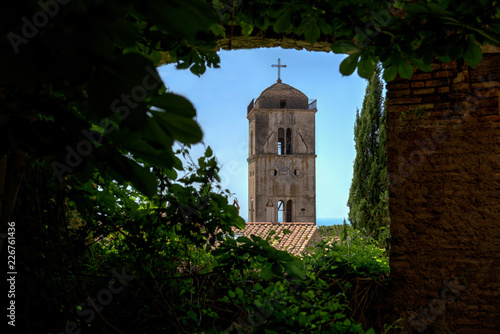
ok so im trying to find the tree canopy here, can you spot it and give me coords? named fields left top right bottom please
left=347, top=65, right=389, bottom=240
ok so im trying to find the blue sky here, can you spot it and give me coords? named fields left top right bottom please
left=159, top=48, right=368, bottom=220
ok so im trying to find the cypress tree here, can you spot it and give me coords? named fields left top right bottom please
left=347, top=64, right=389, bottom=239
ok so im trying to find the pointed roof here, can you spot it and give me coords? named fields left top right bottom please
left=232, top=222, right=321, bottom=256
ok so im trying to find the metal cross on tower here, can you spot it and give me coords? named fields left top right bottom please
left=271, top=58, right=287, bottom=83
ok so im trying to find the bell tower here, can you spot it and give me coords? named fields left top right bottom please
left=247, top=59, right=317, bottom=223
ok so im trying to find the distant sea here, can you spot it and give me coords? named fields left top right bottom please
left=243, top=218, right=346, bottom=225
left=316, top=218, right=346, bottom=226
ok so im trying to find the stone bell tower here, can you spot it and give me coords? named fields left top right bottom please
left=247, top=59, right=317, bottom=223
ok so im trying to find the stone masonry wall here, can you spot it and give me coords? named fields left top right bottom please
left=387, top=53, right=500, bottom=333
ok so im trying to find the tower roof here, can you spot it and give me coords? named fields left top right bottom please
left=253, top=82, right=310, bottom=110
left=257, top=82, right=308, bottom=100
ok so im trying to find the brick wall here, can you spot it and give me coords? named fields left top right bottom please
left=387, top=53, right=500, bottom=333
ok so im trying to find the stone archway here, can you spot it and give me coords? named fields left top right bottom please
left=204, top=36, right=500, bottom=332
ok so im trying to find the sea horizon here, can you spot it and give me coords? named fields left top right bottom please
left=316, top=218, right=346, bottom=226
left=243, top=218, right=346, bottom=226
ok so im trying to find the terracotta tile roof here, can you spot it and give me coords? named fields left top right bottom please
left=232, top=222, right=322, bottom=256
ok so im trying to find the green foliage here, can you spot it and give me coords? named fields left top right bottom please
left=13, top=145, right=390, bottom=333
left=317, top=224, right=344, bottom=239
left=5, top=1, right=500, bottom=333
left=0, top=0, right=221, bottom=218
left=210, top=1, right=500, bottom=79
left=347, top=65, right=390, bottom=243
left=306, top=226, right=390, bottom=280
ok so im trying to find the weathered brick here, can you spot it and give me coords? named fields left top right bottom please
left=388, top=53, right=500, bottom=333
left=413, top=88, right=436, bottom=95
left=390, top=82, right=411, bottom=90
left=453, top=72, right=467, bottom=83
left=426, top=79, right=447, bottom=87
left=442, top=61, right=458, bottom=70
left=434, top=70, right=453, bottom=78
left=387, top=105, right=409, bottom=113
left=387, top=89, right=411, bottom=98
left=412, top=72, right=433, bottom=80
left=453, top=82, right=471, bottom=91
left=388, top=97, right=423, bottom=105
left=411, top=81, right=425, bottom=88
left=432, top=62, right=442, bottom=70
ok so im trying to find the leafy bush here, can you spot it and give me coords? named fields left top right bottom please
left=15, top=145, right=392, bottom=333
left=317, top=224, right=344, bottom=239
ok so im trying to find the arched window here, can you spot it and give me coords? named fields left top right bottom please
left=286, top=128, right=292, bottom=154
left=250, top=198, right=254, bottom=222
left=277, top=128, right=284, bottom=155
left=266, top=197, right=274, bottom=222
left=285, top=200, right=293, bottom=222
left=277, top=200, right=284, bottom=223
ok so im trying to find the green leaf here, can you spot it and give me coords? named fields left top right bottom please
left=271, top=262, right=282, bottom=276
left=331, top=41, right=359, bottom=54
left=205, top=146, right=213, bottom=157
left=126, top=158, right=158, bottom=197
left=232, top=217, right=246, bottom=230
left=339, top=53, right=359, bottom=76
left=187, top=310, right=197, bottom=320
left=285, top=263, right=306, bottom=280
left=383, top=65, right=398, bottom=82
left=152, top=110, right=203, bottom=144
left=438, top=54, right=451, bottom=63
left=405, top=3, right=430, bottom=14
left=274, top=11, right=291, bottom=32
left=463, top=36, right=482, bottom=67
left=398, top=61, right=414, bottom=79
left=210, top=23, right=226, bottom=37
left=261, top=265, right=273, bottom=280
left=228, top=290, right=236, bottom=298
left=264, top=330, right=279, bottom=334
left=305, top=22, right=320, bottom=44
left=149, top=93, right=196, bottom=117
left=146, top=0, right=216, bottom=41
left=357, top=56, right=375, bottom=79
left=236, top=236, right=251, bottom=244
left=164, top=168, right=177, bottom=180
left=145, top=117, right=174, bottom=150
left=412, top=58, right=433, bottom=72
left=148, top=50, right=163, bottom=66
left=240, top=21, right=254, bottom=36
